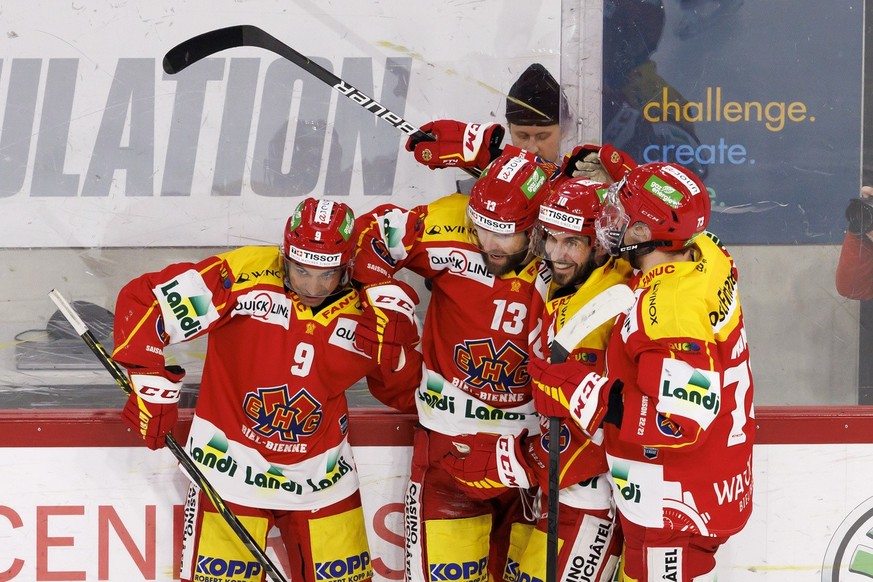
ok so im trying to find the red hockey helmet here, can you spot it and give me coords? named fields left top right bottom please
left=283, top=198, right=355, bottom=267
left=467, top=150, right=553, bottom=237
left=531, top=178, right=606, bottom=260
left=596, top=162, right=709, bottom=256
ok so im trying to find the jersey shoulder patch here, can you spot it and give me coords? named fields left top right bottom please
left=219, top=246, right=285, bottom=290
left=421, top=194, right=470, bottom=242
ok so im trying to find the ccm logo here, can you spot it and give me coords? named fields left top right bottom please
left=496, top=437, right=522, bottom=487
left=373, top=293, right=414, bottom=314
left=140, top=386, right=181, bottom=400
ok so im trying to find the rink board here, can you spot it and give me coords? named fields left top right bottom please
left=0, top=407, right=870, bottom=581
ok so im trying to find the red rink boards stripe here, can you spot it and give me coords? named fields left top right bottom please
left=0, top=406, right=869, bottom=447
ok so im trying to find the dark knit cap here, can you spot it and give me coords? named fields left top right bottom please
left=505, top=63, right=561, bottom=126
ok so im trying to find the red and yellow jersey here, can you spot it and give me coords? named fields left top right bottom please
left=526, top=259, right=633, bottom=502
left=113, top=245, right=420, bottom=510
left=354, top=193, right=549, bottom=437
left=604, top=233, right=755, bottom=536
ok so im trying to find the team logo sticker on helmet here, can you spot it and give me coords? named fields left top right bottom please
left=661, top=164, right=702, bottom=195
left=496, top=155, right=529, bottom=183
left=522, top=166, right=547, bottom=199
left=644, top=175, right=684, bottom=209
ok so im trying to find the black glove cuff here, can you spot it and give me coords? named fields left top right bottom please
left=487, top=126, right=506, bottom=164
left=846, top=198, right=873, bottom=236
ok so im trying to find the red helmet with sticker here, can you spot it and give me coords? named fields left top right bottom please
left=596, top=162, right=709, bottom=255
left=283, top=198, right=355, bottom=268
left=467, top=150, right=553, bottom=235
left=531, top=178, right=605, bottom=260
left=537, top=178, right=607, bottom=238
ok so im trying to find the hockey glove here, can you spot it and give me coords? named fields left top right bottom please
left=406, top=120, right=505, bottom=171
left=560, top=143, right=638, bottom=183
left=121, top=365, right=185, bottom=450
left=439, top=430, right=535, bottom=500
left=355, top=280, right=421, bottom=372
left=846, top=197, right=873, bottom=236
left=528, top=357, right=622, bottom=437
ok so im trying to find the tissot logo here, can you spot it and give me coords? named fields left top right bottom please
left=538, top=205, right=584, bottom=232
left=467, top=207, right=515, bottom=233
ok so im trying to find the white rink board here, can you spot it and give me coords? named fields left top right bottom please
left=0, top=444, right=871, bottom=581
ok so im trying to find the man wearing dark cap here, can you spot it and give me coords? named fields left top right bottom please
left=405, top=62, right=628, bottom=193
left=504, top=63, right=567, bottom=164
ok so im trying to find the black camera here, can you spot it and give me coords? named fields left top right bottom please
left=846, top=198, right=873, bottom=236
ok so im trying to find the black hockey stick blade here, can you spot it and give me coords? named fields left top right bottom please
left=47, top=289, right=289, bottom=582
left=162, top=24, right=481, bottom=178
left=544, top=283, right=635, bottom=582
left=163, top=26, right=246, bottom=74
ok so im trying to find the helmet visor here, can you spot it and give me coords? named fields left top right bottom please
left=283, top=253, right=351, bottom=304
left=596, top=180, right=630, bottom=257
left=530, top=223, right=591, bottom=266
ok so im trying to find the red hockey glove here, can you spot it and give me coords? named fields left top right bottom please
left=528, top=357, right=621, bottom=436
left=560, top=143, right=637, bottom=183
left=355, top=280, right=421, bottom=372
left=405, top=120, right=505, bottom=171
left=522, top=418, right=610, bottom=489
left=439, top=430, right=535, bottom=500
left=121, top=365, right=184, bottom=450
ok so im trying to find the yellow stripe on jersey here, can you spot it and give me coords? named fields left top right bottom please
left=419, top=194, right=471, bottom=244
left=638, top=234, right=742, bottom=343
left=218, top=246, right=285, bottom=291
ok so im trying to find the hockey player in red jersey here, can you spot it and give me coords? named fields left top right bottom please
left=112, top=198, right=422, bottom=582
left=521, top=179, right=633, bottom=581
left=444, top=179, right=633, bottom=581
left=530, top=162, right=755, bottom=581
left=353, top=149, right=554, bottom=582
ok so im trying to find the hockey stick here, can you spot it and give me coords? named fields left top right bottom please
left=543, top=283, right=635, bottom=582
left=47, top=290, right=289, bottom=582
left=162, top=24, right=481, bottom=178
